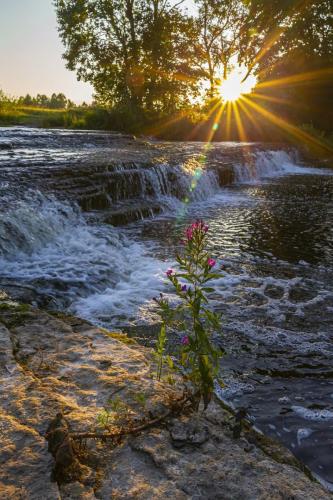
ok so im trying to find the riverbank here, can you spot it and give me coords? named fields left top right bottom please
left=0, top=295, right=330, bottom=499
left=1, top=105, right=332, bottom=158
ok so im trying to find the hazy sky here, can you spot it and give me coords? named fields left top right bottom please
left=0, top=0, right=196, bottom=104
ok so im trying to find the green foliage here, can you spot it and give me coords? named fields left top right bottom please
left=132, top=392, right=147, bottom=406
left=97, top=396, right=131, bottom=429
left=52, top=1, right=332, bottom=137
left=155, top=322, right=167, bottom=381
left=55, top=0, right=200, bottom=112
left=2, top=1, right=332, bottom=138
left=17, top=92, right=70, bottom=109
left=240, top=0, right=332, bottom=76
left=154, top=221, right=223, bottom=408
left=97, top=392, right=148, bottom=430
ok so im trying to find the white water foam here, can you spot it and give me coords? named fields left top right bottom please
left=234, top=150, right=333, bottom=183
left=292, top=406, right=333, bottom=421
left=0, top=194, right=169, bottom=325
left=297, top=428, right=313, bottom=446
left=0, top=193, right=81, bottom=258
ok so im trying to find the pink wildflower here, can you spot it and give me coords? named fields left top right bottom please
left=207, top=258, right=216, bottom=268
left=166, top=269, right=174, bottom=276
left=186, top=228, right=193, bottom=240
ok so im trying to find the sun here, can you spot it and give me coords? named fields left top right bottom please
left=219, top=66, right=257, bottom=102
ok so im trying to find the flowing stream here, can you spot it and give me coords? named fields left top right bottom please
left=1, top=127, right=333, bottom=489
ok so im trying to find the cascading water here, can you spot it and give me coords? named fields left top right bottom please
left=0, top=193, right=167, bottom=319
left=0, top=193, right=80, bottom=258
left=1, top=127, right=333, bottom=489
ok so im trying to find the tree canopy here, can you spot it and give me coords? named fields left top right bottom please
left=21, top=0, right=331, bottom=138
left=239, top=0, right=333, bottom=80
left=55, top=0, right=201, bottom=113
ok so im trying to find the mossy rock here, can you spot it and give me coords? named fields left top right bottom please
left=0, top=300, right=31, bottom=328
left=101, top=328, right=137, bottom=345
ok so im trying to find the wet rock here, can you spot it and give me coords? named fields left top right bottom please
left=264, top=284, right=285, bottom=299
left=169, top=418, right=210, bottom=447
left=240, top=290, right=268, bottom=306
left=289, top=285, right=317, bottom=303
left=106, top=403, right=330, bottom=500
left=0, top=301, right=330, bottom=499
left=0, top=281, right=53, bottom=307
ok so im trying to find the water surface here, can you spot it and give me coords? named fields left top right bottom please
left=0, top=127, right=332, bottom=488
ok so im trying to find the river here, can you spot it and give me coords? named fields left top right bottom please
left=0, top=127, right=333, bottom=489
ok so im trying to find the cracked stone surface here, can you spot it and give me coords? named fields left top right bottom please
left=0, top=300, right=331, bottom=499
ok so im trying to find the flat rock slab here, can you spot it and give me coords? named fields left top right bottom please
left=0, top=301, right=331, bottom=499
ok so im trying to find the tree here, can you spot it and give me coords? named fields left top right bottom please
left=49, top=93, right=68, bottom=108
left=195, top=0, right=246, bottom=97
left=22, top=94, right=33, bottom=106
left=0, top=89, right=12, bottom=109
left=36, top=94, right=50, bottom=107
left=67, top=99, right=75, bottom=108
left=239, top=0, right=333, bottom=81
left=54, top=0, right=200, bottom=113
left=239, top=0, right=333, bottom=131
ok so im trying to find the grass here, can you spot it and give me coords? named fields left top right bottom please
left=0, top=106, right=63, bottom=127
left=0, top=105, right=106, bottom=129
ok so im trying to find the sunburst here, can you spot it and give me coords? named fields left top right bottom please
left=219, top=67, right=257, bottom=102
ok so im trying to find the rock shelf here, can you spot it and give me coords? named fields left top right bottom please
left=0, top=299, right=330, bottom=499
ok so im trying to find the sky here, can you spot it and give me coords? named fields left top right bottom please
left=0, top=0, right=196, bottom=104
left=0, top=0, right=93, bottom=103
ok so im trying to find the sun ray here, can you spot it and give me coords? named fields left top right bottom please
left=143, top=111, right=186, bottom=137
left=204, top=101, right=227, bottom=143
left=232, top=102, right=247, bottom=142
left=225, top=101, right=233, bottom=140
left=256, top=67, right=333, bottom=90
left=237, top=98, right=264, bottom=136
left=240, top=95, right=333, bottom=155
left=242, top=0, right=313, bottom=82
left=186, top=98, right=224, bottom=141
left=250, top=92, right=313, bottom=113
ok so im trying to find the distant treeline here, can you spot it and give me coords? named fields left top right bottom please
left=0, top=90, right=89, bottom=110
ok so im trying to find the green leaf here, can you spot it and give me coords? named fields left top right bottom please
left=204, top=273, right=221, bottom=281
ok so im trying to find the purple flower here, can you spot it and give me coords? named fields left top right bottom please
left=203, top=224, right=209, bottom=233
left=166, top=269, right=174, bottom=277
left=181, top=284, right=187, bottom=292
left=181, top=335, right=189, bottom=345
left=207, top=258, right=216, bottom=268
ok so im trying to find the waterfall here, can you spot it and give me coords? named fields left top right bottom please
left=233, top=150, right=300, bottom=182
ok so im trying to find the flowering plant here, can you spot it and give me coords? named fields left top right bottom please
left=154, top=221, right=223, bottom=408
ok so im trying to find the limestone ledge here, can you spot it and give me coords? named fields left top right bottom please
left=0, top=299, right=331, bottom=499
